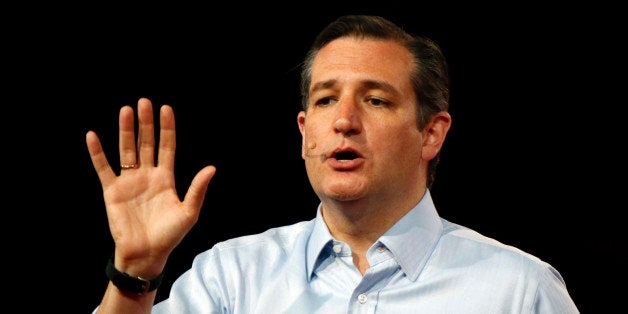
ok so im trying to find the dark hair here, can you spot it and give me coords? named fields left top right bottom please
left=300, top=15, right=450, bottom=188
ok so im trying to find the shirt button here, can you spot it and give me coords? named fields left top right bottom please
left=358, top=293, right=367, bottom=304
left=333, top=244, right=342, bottom=253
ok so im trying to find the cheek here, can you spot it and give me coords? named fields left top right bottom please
left=303, top=117, right=329, bottom=142
left=375, top=125, right=422, bottom=159
left=302, top=124, right=326, bottom=158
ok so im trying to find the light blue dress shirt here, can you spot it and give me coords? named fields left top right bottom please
left=148, top=189, right=578, bottom=313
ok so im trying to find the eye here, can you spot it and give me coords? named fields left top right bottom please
left=315, top=97, right=337, bottom=107
left=367, top=97, right=389, bottom=107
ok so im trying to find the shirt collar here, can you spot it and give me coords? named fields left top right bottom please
left=306, top=204, right=334, bottom=281
left=305, top=189, right=443, bottom=282
left=379, top=189, right=442, bottom=281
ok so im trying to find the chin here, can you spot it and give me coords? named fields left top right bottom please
left=324, top=185, right=367, bottom=202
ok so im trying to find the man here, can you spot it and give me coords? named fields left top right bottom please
left=88, top=15, right=579, bottom=313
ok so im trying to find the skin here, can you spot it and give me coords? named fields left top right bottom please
left=86, top=100, right=216, bottom=313
left=298, top=37, right=451, bottom=273
left=87, top=37, right=451, bottom=313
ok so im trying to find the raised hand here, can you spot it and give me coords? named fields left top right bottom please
left=86, top=98, right=216, bottom=276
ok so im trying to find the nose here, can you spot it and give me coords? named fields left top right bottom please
left=333, top=98, right=362, bottom=136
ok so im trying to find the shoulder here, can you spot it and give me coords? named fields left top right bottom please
left=423, top=219, right=578, bottom=312
left=219, top=220, right=313, bottom=248
left=195, top=220, right=315, bottom=266
left=438, top=219, right=557, bottom=277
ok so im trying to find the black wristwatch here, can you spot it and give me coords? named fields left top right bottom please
left=105, top=256, right=164, bottom=294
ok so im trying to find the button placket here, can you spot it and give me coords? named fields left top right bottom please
left=357, top=293, right=368, bottom=304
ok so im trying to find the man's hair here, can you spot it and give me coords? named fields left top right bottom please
left=300, top=14, right=450, bottom=188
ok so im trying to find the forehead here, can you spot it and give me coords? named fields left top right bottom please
left=311, top=37, right=415, bottom=88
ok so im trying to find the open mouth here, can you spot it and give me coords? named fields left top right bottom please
left=333, top=151, right=360, bottom=161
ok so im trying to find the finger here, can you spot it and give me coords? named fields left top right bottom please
left=157, top=104, right=176, bottom=171
left=86, top=130, right=116, bottom=186
left=119, top=105, right=137, bottom=170
left=183, top=165, right=217, bottom=213
left=137, top=98, right=156, bottom=167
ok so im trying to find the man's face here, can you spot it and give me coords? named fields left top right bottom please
left=298, top=37, right=426, bottom=207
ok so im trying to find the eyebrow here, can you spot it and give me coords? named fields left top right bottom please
left=310, top=79, right=399, bottom=96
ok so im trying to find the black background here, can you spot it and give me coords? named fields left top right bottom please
left=5, top=2, right=623, bottom=312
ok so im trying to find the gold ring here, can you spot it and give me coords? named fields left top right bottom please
left=120, top=163, right=137, bottom=169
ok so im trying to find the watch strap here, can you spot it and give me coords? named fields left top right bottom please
left=105, top=256, right=164, bottom=294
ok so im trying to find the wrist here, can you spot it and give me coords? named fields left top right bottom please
left=105, top=255, right=165, bottom=294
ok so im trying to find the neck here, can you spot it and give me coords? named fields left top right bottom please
left=320, top=189, right=425, bottom=272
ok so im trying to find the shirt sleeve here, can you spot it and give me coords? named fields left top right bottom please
left=152, top=248, right=227, bottom=314
left=533, top=264, right=580, bottom=313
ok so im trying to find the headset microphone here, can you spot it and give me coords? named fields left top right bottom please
left=304, top=141, right=325, bottom=159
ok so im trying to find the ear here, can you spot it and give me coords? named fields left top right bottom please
left=297, top=111, right=307, bottom=159
left=421, top=112, right=452, bottom=161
